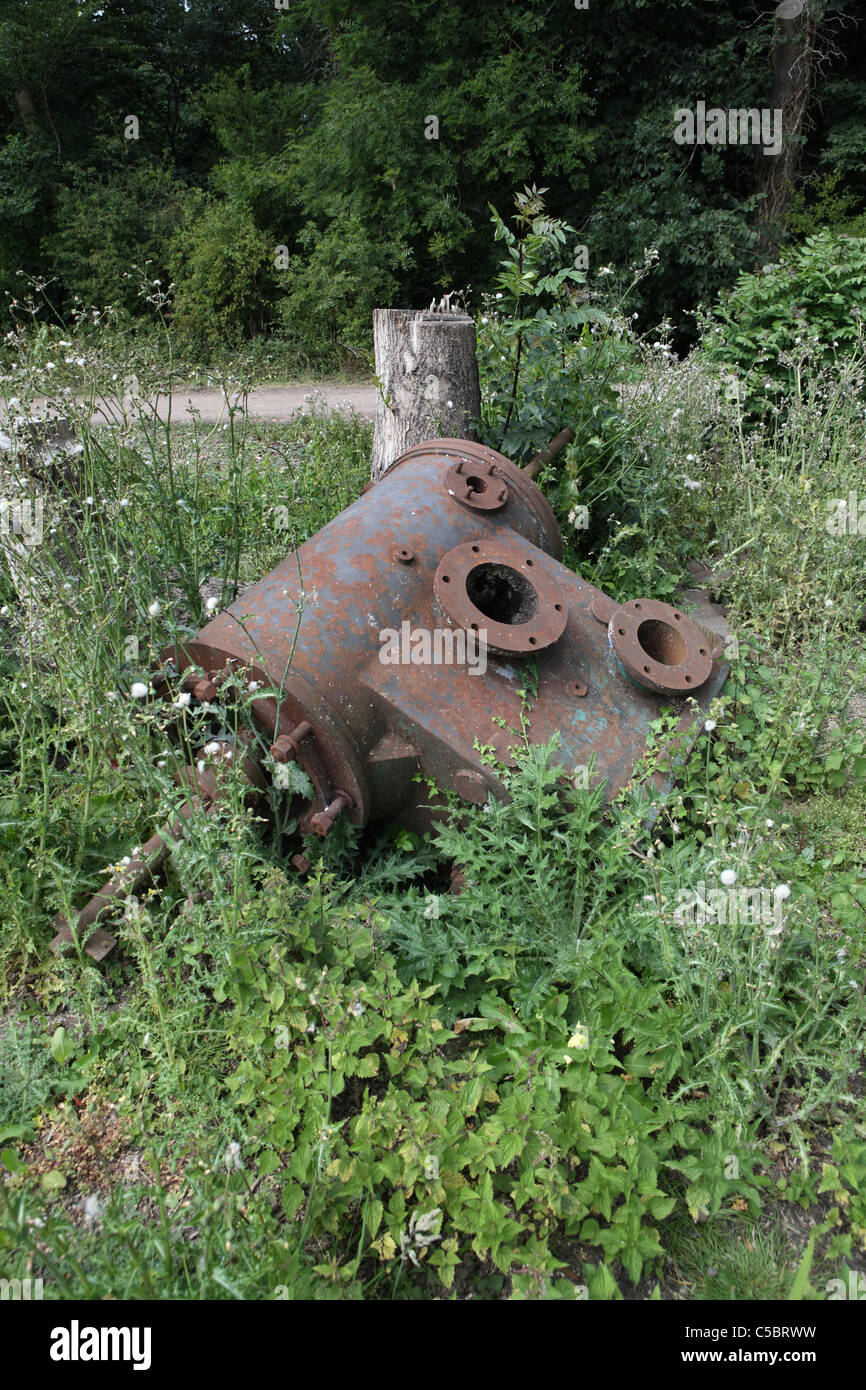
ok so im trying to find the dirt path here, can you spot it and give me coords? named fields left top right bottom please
left=10, top=380, right=380, bottom=426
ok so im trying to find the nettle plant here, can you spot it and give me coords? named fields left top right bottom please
left=477, top=186, right=642, bottom=471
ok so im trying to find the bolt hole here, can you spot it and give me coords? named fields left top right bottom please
left=643, top=665, right=651, bottom=674
left=699, top=647, right=706, bottom=655
left=674, top=612, right=682, bottom=620
left=618, top=627, right=625, bottom=635
left=634, top=602, right=642, bottom=611
left=528, top=636, right=537, bottom=645
left=442, top=574, right=450, bottom=582
left=685, top=674, right=693, bottom=683
left=471, top=544, right=480, bottom=553
left=554, top=603, right=563, bottom=612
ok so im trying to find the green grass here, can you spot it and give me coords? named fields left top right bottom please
left=664, top=1214, right=794, bottom=1301
left=0, top=323, right=865, bottom=1300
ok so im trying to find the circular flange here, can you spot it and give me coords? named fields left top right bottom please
left=444, top=455, right=508, bottom=511
left=590, top=593, right=617, bottom=626
left=608, top=598, right=713, bottom=694
left=433, top=538, right=568, bottom=655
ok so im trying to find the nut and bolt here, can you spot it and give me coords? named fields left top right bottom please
left=270, top=720, right=312, bottom=764
left=192, top=677, right=218, bottom=702
left=310, top=790, right=351, bottom=837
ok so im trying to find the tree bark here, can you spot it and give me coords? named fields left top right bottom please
left=370, top=308, right=482, bottom=481
left=757, top=3, right=821, bottom=257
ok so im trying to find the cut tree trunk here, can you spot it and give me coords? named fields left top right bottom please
left=370, top=307, right=481, bottom=481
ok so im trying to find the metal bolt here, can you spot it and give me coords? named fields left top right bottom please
left=310, top=790, right=351, bottom=837
left=270, top=720, right=312, bottom=763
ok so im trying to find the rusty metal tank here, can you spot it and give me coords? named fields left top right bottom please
left=165, top=436, right=726, bottom=830
left=52, top=437, right=727, bottom=959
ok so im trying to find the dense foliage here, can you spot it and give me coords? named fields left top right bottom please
left=701, top=230, right=866, bottom=414
left=2, top=0, right=866, bottom=362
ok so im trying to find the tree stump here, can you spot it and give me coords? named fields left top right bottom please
left=370, top=307, right=482, bottom=481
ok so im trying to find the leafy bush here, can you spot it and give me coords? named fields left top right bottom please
left=702, top=232, right=866, bottom=414
left=51, top=161, right=190, bottom=316
left=478, top=186, right=640, bottom=467
left=275, top=211, right=412, bottom=369
left=170, top=196, right=275, bottom=354
left=477, top=189, right=685, bottom=602
left=0, top=134, right=53, bottom=301
left=224, top=848, right=763, bottom=1295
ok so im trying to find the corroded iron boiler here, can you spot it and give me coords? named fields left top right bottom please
left=174, top=434, right=728, bottom=827
left=53, top=438, right=727, bottom=957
